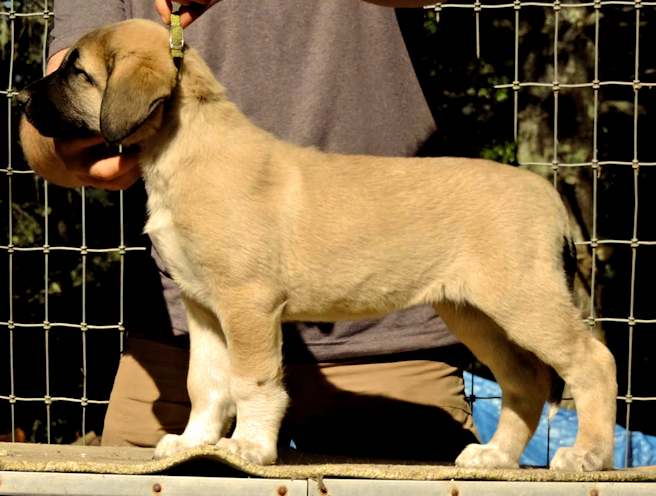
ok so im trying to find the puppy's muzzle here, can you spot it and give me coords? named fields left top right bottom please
left=17, top=88, right=32, bottom=107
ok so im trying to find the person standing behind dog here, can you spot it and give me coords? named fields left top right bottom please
left=21, top=0, right=478, bottom=461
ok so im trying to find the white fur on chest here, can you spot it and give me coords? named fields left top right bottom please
left=143, top=168, right=212, bottom=305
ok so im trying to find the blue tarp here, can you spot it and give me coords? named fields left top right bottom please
left=464, top=372, right=656, bottom=468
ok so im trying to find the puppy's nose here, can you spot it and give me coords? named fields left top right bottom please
left=16, top=89, right=31, bottom=107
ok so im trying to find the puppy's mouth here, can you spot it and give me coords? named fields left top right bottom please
left=25, top=114, right=97, bottom=140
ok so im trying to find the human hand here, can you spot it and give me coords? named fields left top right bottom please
left=155, top=0, right=223, bottom=28
left=54, top=136, right=142, bottom=191
left=21, top=49, right=141, bottom=191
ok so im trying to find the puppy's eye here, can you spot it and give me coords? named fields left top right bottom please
left=72, top=65, right=94, bottom=85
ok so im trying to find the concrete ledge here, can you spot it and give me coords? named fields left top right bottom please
left=1, top=442, right=655, bottom=482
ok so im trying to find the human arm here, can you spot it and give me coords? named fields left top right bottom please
left=155, top=0, right=447, bottom=27
left=362, top=1, right=447, bottom=6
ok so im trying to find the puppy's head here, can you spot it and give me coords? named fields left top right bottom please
left=19, top=19, right=178, bottom=145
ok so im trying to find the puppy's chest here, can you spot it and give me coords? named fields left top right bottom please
left=144, top=186, right=212, bottom=302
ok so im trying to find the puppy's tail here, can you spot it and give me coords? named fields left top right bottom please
left=547, top=235, right=577, bottom=417
left=562, top=235, right=578, bottom=295
left=548, top=367, right=565, bottom=418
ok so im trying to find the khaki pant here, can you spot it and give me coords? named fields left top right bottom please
left=102, top=336, right=478, bottom=461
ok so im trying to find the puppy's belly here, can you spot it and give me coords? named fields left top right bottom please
left=282, top=277, right=454, bottom=323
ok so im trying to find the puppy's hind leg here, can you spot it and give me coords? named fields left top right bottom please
left=154, top=296, right=236, bottom=459
left=482, top=294, right=617, bottom=471
left=435, top=302, right=552, bottom=469
left=546, top=311, right=617, bottom=471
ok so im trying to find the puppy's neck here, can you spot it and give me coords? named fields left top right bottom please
left=177, top=48, right=227, bottom=106
left=139, top=47, right=277, bottom=169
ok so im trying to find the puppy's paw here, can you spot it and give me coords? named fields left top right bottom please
left=217, top=437, right=277, bottom=465
left=455, top=443, right=519, bottom=469
left=550, top=447, right=610, bottom=471
left=153, top=434, right=201, bottom=459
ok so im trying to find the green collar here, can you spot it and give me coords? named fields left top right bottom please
left=169, top=11, right=184, bottom=67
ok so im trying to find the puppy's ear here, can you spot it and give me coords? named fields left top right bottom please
left=100, top=54, right=177, bottom=144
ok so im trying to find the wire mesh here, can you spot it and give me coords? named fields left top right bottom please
left=424, top=0, right=655, bottom=468
left=0, top=1, right=146, bottom=446
left=0, top=0, right=653, bottom=468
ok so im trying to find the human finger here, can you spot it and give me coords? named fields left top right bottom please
left=155, top=0, right=174, bottom=24
left=55, top=139, right=113, bottom=177
left=54, top=136, right=106, bottom=160
left=155, top=0, right=220, bottom=28
left=155, top=0, right=211, bottom=23
left=83, top=164, right=142, bottom=191
left=177, top=4, right=211, bottom=28
left=83, top=151, right=141, bottom=183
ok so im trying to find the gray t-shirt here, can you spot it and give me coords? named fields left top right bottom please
left=50, top=0, right=458, bottom=362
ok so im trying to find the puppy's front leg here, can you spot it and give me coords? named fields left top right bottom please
left=154, top=296, right=235, bottom=459
left=215, top=292, right=289, bottom=465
